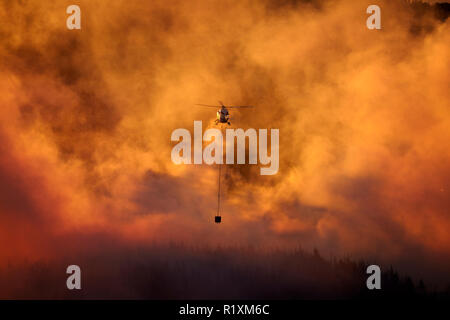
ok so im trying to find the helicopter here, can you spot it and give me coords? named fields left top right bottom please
left=195, top=101, right=254, bottom=224
left=196, top=101, right=253, bottom=125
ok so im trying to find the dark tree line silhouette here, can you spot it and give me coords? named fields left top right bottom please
left=0, top=244, right=449, bottom=299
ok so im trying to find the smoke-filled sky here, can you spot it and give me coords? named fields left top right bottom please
left=0, top=0, right=449, bottom=285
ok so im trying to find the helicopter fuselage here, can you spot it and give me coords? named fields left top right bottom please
left=216, top=107, right=230, bottom=123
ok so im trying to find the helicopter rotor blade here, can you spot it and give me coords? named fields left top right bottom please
left=196, top=103, right=254, bottom=108
left=225, top=106, right=254, bottom=108
left=195, top=104, right=221, bottom=108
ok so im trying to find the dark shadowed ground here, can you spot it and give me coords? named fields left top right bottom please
left=0, top=244, right=448, bottom=299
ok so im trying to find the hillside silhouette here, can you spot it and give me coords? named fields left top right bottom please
left=0, top=244, right=449, bottom=299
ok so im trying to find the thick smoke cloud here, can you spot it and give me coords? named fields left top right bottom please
left=0, top=0, right=449, bottom=288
